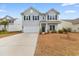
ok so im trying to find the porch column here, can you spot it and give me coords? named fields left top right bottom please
left=46, top=23, right=48, bottom=32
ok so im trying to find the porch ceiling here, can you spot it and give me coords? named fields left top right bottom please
left=40, top=20, right=61, bottom=24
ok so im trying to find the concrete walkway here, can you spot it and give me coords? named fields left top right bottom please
left=0, top=33, right=39, bottom=56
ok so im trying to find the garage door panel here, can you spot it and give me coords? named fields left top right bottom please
left=24, top=21, right=39, bottom=26
left=23, top=26, right=39, bottom=33
left=23, top=21, right=39, bottom=33
left=24, top=27, right=39, bottom=32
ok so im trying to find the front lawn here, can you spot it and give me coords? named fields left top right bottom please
left=0, top=31, right=21, bottom=38
left=35, top=33, right=79, bottom=56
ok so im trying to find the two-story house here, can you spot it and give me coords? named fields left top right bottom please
left=0, top=15, right=21, bottom=32
left=21, top=7, right=61, bottom=33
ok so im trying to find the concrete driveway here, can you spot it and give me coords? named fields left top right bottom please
left=0, top=33, right=39, bottom=56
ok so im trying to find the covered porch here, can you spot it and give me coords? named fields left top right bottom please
left=40, top=20, right=61, bottom=32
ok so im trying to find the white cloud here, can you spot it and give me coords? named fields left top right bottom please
left=0, top=9, right=7, bottom=12
left=64, top=10, right=76, bottom=14
left=75, top=4, right=79, bottom=7
left=61, top=3, right=76, bottom=6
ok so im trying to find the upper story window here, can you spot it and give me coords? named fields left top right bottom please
left=9, top=20, right=14, bottom=25
left=55, top=15, right=57, bottom=20
left=29, top=16, right=30, bottom=20
left=37, top=16, right=39, bottom=20
left=53, top=15, right=58, bottom=20
left=24, top=16, right=26, bottom=20
left=47, top=15, right=58, bottom=20
left=43, top=17, right=44, bottom=19
left=33, top=16, right=39, bottom=20
left=9, top=20, right=14, bottom=23
left=47, top=15, right=53, bottom=20
left=24, top=16, right=30, bottom=20
left=50, top=16, right=52, bottom=20
left=47, top=15, right=49, bottom=20
left=33, top=16, right=34, bottom=20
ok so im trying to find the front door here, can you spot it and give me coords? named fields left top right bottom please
left=41, top=24, right=46, bottom=32
left=42, top=26, right=45, bottom=32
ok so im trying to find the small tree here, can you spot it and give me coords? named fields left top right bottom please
left=58, top=29, right=64, bottom=33
left=0, top=20, right=9, bottom=31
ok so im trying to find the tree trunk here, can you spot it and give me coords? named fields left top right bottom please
left=4, top=25, right=7, bottom=31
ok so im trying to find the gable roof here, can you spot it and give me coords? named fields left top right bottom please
left=0, top=15, right=16, bottom=21
left=63, top=18, right=79, bottom=24
left=46, top=8, right=60, bottom=14
left=21, top=7, right=60, bottom=15
left=21, top=7, right=42, bottom=15
left=3, top=15, right=15, bottom=20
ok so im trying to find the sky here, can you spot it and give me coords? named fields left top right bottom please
left=0, top=3, right=79, bottom=19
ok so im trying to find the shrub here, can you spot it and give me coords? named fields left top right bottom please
left=39, top=32, right=42, bottom=34
left=62, top=28, right=68, bottom=34
left=15, top=31, right=22, bottom=33
left=58, top=30, right=64, bottom=33
left=48, top=30, right=52, bottom=33
left=63, top=28, right=67, bottom=32
left=67, top=28, right=71, bottom=32
left=2, top=29, right=7, bottom=32
left=51, top=30, right=57, bottom=33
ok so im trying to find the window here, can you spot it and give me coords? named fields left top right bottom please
left=9, top=20, right=14, bottom=23
left=47, top=15, right=53, bottom=20
left=50, top=25, right=55, bottom=31
left=52, top=25, right=55, bottom=31
left=29, top=16, right=30, bottom=20
left=32, top=16, right=39, bottom=20
left=26, top=16, right=30, bottom=20
left=50, top=16, right=52, bottom=20
left=38, top=16, right=39, bottom=20
left=35, top=16, right=37, bottom=20
left=48, top=15, right=58, bottom=20
left=24, top=16, right=26, bottom=20
left=50, top=25, right=52, bottom=30
left=24, top=16, right=30, bottom=20
left=53, top=16, right=54, bottom=20
left=47, top=15, right=49, bottom=20
left=33, top=16, right=34, bottom=20
left=55, top=15, right=57, bottom=20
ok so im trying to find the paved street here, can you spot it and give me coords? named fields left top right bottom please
left=0, top=33, right=39, bottom=56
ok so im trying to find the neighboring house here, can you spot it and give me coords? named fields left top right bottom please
left=64, top=18, right=79, bottom=32
left=57, top=20, right=73, bottom=31
left=0, top=15, right=21, bottom=32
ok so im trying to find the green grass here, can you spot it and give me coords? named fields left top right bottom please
left=0, top=31, right=21, bottom=38
left=0, top=31, right=8, bottom=34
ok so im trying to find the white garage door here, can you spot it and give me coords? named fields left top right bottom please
left=23, top=21, right=39, bottom=33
